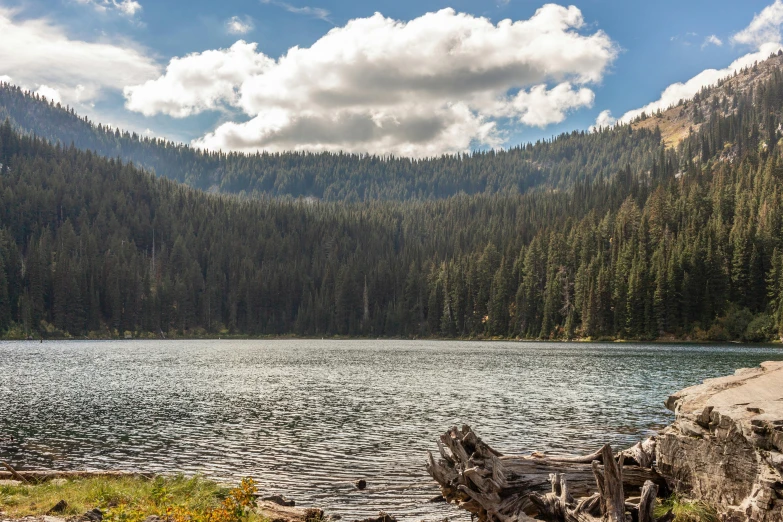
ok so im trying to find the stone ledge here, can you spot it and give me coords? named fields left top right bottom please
left=657, top=361, right=783, bottom=522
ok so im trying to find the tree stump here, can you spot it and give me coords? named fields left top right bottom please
left=426, top=425, right=666, bottom=522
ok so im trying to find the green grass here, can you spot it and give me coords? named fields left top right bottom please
left=0, top=475, right=267, bottom=522
left=655, top=495, right=719, bottom=522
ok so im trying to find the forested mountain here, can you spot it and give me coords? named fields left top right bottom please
left=3, top=54, right=783, bottom=340
left=0, top=81, right=664, bottom=201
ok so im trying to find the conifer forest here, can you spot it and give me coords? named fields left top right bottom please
left=3, top=57, right=783, bottom=341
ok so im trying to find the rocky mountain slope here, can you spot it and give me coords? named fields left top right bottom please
left=632, top=51, right=783, bottom=147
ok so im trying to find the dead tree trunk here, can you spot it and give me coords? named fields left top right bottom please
left=426, top=425, right=665, bottom=522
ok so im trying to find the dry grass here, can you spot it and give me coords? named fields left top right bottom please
left=0, top=475, right=268, bottom=522
left=631, top=106, right=700, bottom=148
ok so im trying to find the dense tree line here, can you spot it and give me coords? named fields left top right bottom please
left=3, top=57, right=783, bottom=340
left=0, top=82, right=662, bottom=201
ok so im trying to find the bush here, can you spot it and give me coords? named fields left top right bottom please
left=655, top=495, right=718, bottom=522
left=705, top=323, right=728, bottom=342
left=721, top=306, right=753, bottom=339
left=743, top=313, right=775, bottom=342
left=110, top=477, right=258, bottom=522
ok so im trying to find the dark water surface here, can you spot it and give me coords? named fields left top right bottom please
left=1, top=340, right=782, bottom=520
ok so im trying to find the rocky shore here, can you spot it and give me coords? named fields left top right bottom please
left=657, top=361, right=783, bottom=521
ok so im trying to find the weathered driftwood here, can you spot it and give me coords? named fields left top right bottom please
left=1, top=460, right=30, bottom=484
left=0, top=470, right=153, bottom=483
left=426, top=425, right=665, bottom=522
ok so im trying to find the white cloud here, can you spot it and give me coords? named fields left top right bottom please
left=124, top=41, right=273, bottom=117
left=75, top=0, right=142, bottom=17
left=590, top=109, right=616, bottom=132
left=35, top=85, right=62, bottom=104
left=732, top=0, right=783, bottom=46
left=0, top=7, right=159, bottom=105
left=195, top=104, right=500, bottom=158
left=226, top=15, right=253, bottom=34
left=115, top=0, right=142, bottom=16
left=508, top=83, right=595, bottom=127
left=0, top=75, right=11, bottom=83
left=702, top=35, right=723, bottom=48
left=126, top=6, right=617, bottom=157
left=260, top=0, right=331, bottom=22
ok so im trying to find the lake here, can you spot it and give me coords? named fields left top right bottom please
left=1, top=340, right=782, bottom=520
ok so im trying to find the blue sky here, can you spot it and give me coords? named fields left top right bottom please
left=0, top=0, right=782, bottom=156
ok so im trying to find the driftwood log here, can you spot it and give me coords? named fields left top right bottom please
left=426, top=425, right=668, bottom=522
left=1, top=460, right=30, bottom=484
left=0, top=470, right=153, bottom=483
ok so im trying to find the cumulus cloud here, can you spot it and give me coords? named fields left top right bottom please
left=732, top=0, right=783, bottom=46
left=126, top=6, right=617, bottom=157
left=702, top=35, right=723, bottom=48
left=35, top=85, right=62, bottom=104
left=226, top=15, right=253, bottom=34
left=75, top=0, right=143, bottom=17
left=196, top=104, right=500, bottom=158
left=589, top=109, right=616, bottom=132
left=507, top=83, right=595, bottom=127
left=0, top=75, right=11, bottom=83
left=0, top=7, right=159, bottom=105
left=619, top=1, right=783, bottom=125
left=124, top=41, right=273, bottom=117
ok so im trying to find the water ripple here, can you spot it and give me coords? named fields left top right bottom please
left=1, top=340, right=782, bottom=521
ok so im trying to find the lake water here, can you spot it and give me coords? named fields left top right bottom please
left=1, top=340, right=782, bottom=520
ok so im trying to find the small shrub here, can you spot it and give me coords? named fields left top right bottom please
left=705, top=323, right=728, bottom=342
left=720, top=306, right=753, bottom=339
left=107, top=477, right=258, bottom=522
left=0, top=475, right=260, bottom=522
left=743, top=313, right=775, bottom=342
left=655, top=495, right=718, bottom=522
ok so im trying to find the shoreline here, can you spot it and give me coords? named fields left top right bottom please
left=0, top=473, right=343, bottom=522
left=2, top=333, right=782, bottom=345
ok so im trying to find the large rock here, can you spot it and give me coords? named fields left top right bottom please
left=656, top=361, right=783, bottom=521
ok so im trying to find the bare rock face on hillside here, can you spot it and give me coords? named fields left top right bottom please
left=631, top=50, right=783, bottom=148
left=656, top=361, right=783, bottom=522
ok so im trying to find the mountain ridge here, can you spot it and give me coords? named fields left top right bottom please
left=6, top=51, right=783, bottom=202
left=0, top=81, right=665, bottom=201
left=632, top=50, right=783, bottom=147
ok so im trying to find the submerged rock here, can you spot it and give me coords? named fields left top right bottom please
left=262, top=495, right=296, bottom=507
left=353, top=512, right=396, bottom=522
left=657, top=361, right=783, bottom=521
left=255, top=501, right=323, bottom=522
